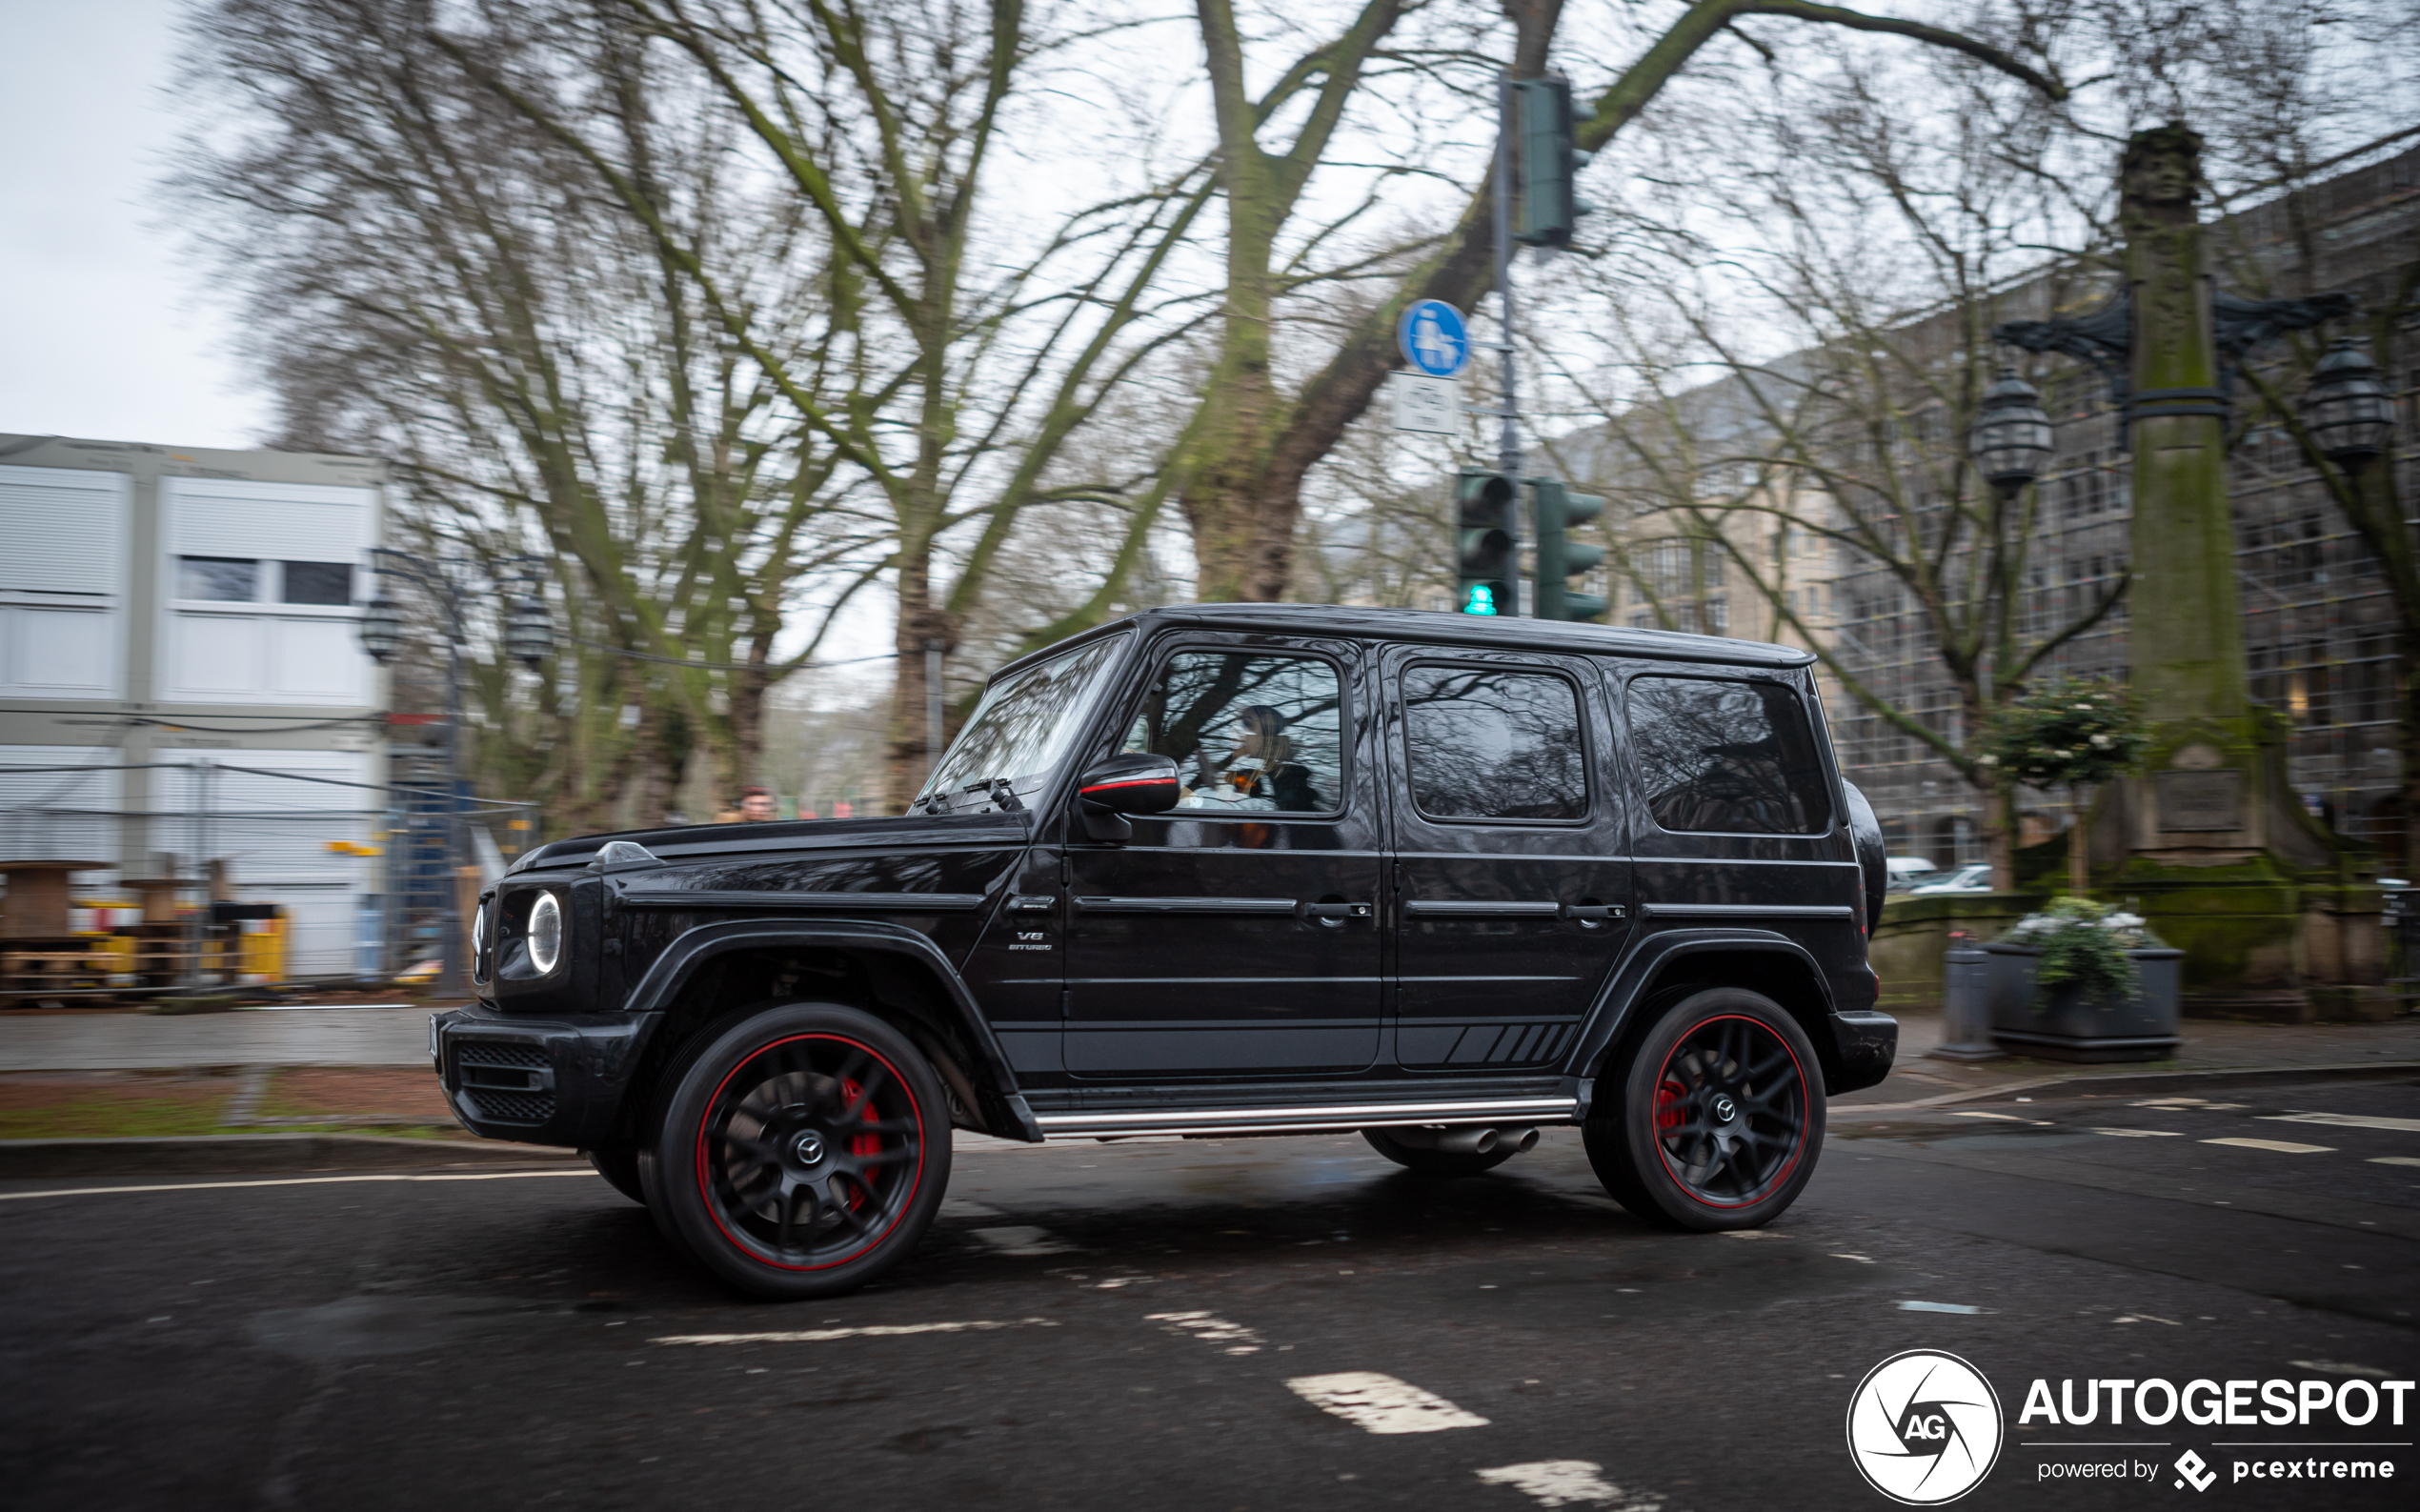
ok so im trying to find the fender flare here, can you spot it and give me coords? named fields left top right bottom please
left=1563, top=928, right=1842, bottom=1114
left=623, top=917, right=1042, bottom=1141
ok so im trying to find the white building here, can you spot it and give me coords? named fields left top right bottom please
left=0, top=434, right=390, bottom=977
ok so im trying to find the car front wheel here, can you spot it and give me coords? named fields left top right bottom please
left=650, top=1001, right=951, bottom=1299
left=1583, top=988, right=1824, bottom=1231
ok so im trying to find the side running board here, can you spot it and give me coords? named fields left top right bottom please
left=1033, top=1095, right=1578, bottom=1141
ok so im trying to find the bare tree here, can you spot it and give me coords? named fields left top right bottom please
left=173, top=0, right=866, bottom=828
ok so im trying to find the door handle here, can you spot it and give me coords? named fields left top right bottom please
left=1301, top=900, right=1374, bottom=923
left=1561, top=903, right=1625, bottom=923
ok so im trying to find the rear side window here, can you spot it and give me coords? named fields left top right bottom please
left=1402, top=664, right=1586, bottom=821
left=1626, top=675, right=1832, bottom=835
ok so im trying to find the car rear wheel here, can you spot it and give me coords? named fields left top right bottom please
left=1361, top=1126, right=1519, bottom=1177
left=650, top=1001, right=950, bottom=1299
left=1583, top=988, right=1824, bottom=1231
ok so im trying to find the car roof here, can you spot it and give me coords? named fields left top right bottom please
left=994, top=603, right=1817, bottom=681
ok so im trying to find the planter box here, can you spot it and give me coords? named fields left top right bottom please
left=1982, top=941, right=2184, bottom=1063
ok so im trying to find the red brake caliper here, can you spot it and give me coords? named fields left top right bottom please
left=1654, top=1075, right=1687, bottom=1136
left=842, top=1077, right=880, bottom=1204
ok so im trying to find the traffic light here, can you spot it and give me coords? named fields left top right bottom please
left=1455, top=468, right=1517, bottom=616
left=1510, top=77, right=1595, bottom=250
left=1532, top=478, right=1608, bottom=621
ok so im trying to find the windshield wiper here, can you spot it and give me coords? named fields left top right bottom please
left=942, top=776, right=1025, bottom=815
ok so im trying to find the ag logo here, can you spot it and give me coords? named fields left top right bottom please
left=1845, top=1350, right=2004, bottom=1504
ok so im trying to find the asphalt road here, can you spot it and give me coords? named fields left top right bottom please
left=4, top=1076, right=2415, bottom=1512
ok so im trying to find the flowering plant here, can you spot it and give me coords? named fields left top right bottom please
left=2001, top=897, right=2158, bottom=1004
left=1978, top=676, right=2149, bottom=791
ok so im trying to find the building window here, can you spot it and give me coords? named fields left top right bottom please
left=281, top=561, right=353, bottom=606
left=179, top=556, right=260, bottom=602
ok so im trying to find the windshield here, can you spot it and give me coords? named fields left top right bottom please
left=916, top=635, right=1126, bottom=809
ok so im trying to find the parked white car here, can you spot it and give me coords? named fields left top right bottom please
left=1909, top=862, right=1993, bottom=896
left=1884, top=857, right=1939, bottom=893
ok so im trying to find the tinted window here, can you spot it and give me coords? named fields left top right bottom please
left=179, top=556, right=258, bottom=601
left=1402, top=665, right=1586, bottom=821
left=281, top=561, right=353, bottom=605
left=1123, top=653, right=1341, bottom=815
left=1626, top=675, right=1833, bottom=834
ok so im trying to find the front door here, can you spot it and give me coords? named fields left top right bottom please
left=1063, top=635, right=1383, bottom=1078
left=1384, top=647, right=1630, bottom=1071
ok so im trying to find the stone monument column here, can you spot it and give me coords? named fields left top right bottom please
left=2104, top=125, right=2379, bottom=1018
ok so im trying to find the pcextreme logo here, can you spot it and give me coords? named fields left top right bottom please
left=1846, top=1349, right=2007, bottom=1505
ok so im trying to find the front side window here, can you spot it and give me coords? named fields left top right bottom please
left=1402, top=665, right=1586, bottom=822
left=919, top=635, right=1125, bottom=808
left=179, top=556, right=259, bottom=601
left=1626, top=675, right=1833, bottom=835
left=1122, top=652, right=1342, bottom=815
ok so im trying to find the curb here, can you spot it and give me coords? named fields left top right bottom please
left=1832, top=1058, right=2420, bottom=1117
left=0, top=1133, right=588, bottom=1179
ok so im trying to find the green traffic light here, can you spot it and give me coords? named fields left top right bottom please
left=1462, top=584, right=1499, bottom=615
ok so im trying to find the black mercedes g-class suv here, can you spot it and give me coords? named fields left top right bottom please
left=435, top=605, right=1894, bottom=1298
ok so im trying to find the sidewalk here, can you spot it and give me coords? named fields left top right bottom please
left=1835, top=1009, right=2420, bottom=1111
left=0, top=1006, right=445, bottom=1072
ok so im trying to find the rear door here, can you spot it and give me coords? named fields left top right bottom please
left=1384, top=646, right=1631, bottom=1072
left=1061, top=634, right=1384, bottom=1078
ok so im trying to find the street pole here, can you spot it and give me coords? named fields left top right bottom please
left=1492, top=71, right=1528, bottom=617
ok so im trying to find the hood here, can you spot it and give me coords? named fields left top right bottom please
left=511, top=811, right=1031, bottom=874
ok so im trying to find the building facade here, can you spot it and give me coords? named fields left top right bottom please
left=0, top=434, right=391, bottom=976
left=1588, top=146, right=2417, bottom=871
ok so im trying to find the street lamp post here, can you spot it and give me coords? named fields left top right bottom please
left=356, top=551, right=553, bottom=995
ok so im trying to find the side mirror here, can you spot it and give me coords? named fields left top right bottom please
left=1074, top=754, right=1179, bottom=841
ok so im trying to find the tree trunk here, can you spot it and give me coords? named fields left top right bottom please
left=885, top=550, right=955, bottom=813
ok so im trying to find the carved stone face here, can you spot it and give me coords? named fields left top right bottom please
left=2128, top=151, right=2193, bottom=206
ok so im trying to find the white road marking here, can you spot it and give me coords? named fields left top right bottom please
left=2090, top=1127, right=2185, bottom=1139
left=967, top=1224, right=1078, bottom=1256
left=1830, top=1253, right=1875, bottom=1264
left=1147, top=1310, right=1264, bottom=1354
left=0, top=1169, right=592, bottom=1202
left=2369, top=1156, right=2420, bottom=1168
left=653, top=1318, right=1060, bottom=1345
left=2290, top=1360, right=2399, bottom=1379
left=1476, top=1460, right=1663, bottom=1508
left=2200, top=1138, right=2334, bottom=1155
left=2111, top=1314, right=2179, bottom=1326
left=1952, top=1111, right=2028, bottom=1121
left=1285, top=1371, right=1489, bottom=1434
left=1898, top=1300, right=1986, bottom=1314
left=2263, top=1112, right=2420, bottom=1135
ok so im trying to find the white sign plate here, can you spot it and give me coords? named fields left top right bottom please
left=1390, top=371, right=1460, bottom=434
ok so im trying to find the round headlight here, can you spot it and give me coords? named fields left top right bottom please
left=527, top=892, right=563, bottom=976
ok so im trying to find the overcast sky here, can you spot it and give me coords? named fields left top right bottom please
left=1, top=0, right=272, bottom=450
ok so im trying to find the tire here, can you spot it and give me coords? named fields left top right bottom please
left=1583, top=988, right=1825, bottom=1231
left=1361, top=1126, right=1517, bottom=1177
left=583, top=1145, right=646, bottom=1205
left=649, top=1001, right=952, bottom=1300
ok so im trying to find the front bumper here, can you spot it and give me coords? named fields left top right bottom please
left=432, top=1002, right=661, bottom=1147
left=1828, top=1009, right=1898, bottom=1096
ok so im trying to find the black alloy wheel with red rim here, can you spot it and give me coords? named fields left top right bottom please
left=1583, top=987, right=1825, bottom=1231
left=648, top=1001, right=951, bottom=1299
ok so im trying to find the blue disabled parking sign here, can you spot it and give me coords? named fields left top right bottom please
left=1398, top=300, right=1469, bottom=379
